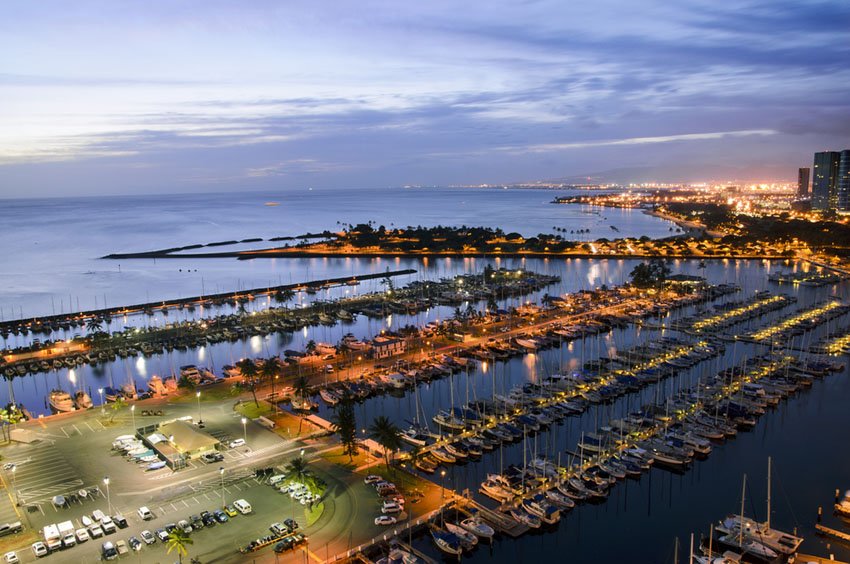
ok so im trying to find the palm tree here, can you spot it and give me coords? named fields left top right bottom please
left=237, top=359, right=259, bottom=407
left=108, top=396, right=126, bottom=423
left=286, top=456, right=309, bottom=484
left=166, top=530, right=193, bottom=563
left=331, top=395, right=358, bottom=461
left=305, top=340, right=317, bottom=355
left=86, top=317, right=103, bottom=333
left=368, top=416, right=402, bottom=471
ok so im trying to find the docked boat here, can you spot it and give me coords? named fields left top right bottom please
left=459, top=513, right=495, bottom=539
left=508, top=508, right=541, bottom=528
left=103, top=386, right=122, bottom=402
left=319, top=389, right=339, bottom=406
left=480, top=478, right=514, bottom=502
left=430, top=529, right=463, bottom=556
left=291, top=395, right=318, bottom=411
left=835, top=490, right=850, bottom=516
left=414, top=456, right=438, bottom=474
left=400, top=426, right=430, bottom=447
left=148, top=375, right=168, bottom=396
left=74, top=391, right=93, bottom=410
left=445, top=522, right=478, bottom=548
left=376, top=547, right=423, bottom=564
left=431, top=448, right=457, bottom=464
left=433, top=410, right=466, bottom=431
left=49, top=390, right=75, bottom=412
left=522, top=495, right=560, bottom=524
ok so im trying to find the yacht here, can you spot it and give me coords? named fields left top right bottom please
left=460, top=513, right=495, bottom=539
left=319, top=389, right=339, bottom=406
left=74, top=391, right=93, bottom=410
left=835, top=490, right=850, bottom=516
left=444, top=522, right=478, bottom=548
left=480, top=478, right=513, bottom=502
left=400, top=426, right=430, bottom=447
left=49, top=390, right=75, bottom=412
left=430, top=448, right=457, bottom=464
left=148, top=375, right=168, bottom=396
left=508, top=508, right=541, bottom=528
left=522, top=495, right=560, bottom=524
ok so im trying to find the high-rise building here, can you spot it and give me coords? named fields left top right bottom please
left=812, top=151, right=841, bottom=211
left=797, top=167, right=810, bottom=197
left=838, top=150, right=850, bottom=213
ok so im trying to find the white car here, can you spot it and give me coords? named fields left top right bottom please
left=364, top=475, right=382, bottom=484
left=140, top=530, right=156, bottom=545
left=374, top=515, right=397, bottom=526
left=381, top=501, right=402, bottom=514
left=269, top=474, right=287, bottom=486
left=89, top=524, right=104, bottom=538
left=3, top=552, right=19, bottom=564
left=75, top=528, right=90, bottom=543
left=229, top=438, right=246, bottom=448
left=138, top=506, right=154, bottom=520
left=30, top=543, right=47, bottom=558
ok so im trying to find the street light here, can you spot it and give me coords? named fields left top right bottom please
left=130, top=404, right=135, bottom=431
left=103, top=476, right=111, bottom=514
left=196, top=391, right=202, bottom=424
left=98, top=388, right=104, bottom=414
left=440, top=469, right=446, bottom=500
left=10, top=465, right=16, bottom=506
left=241, top=417, right=247, bottom=442
left=219, top=467, right=225, bottom=508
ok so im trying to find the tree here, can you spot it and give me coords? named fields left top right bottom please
left=331, top=395, right=358, bottom=461
left=86, top=317, right=103, bottom=333
left=629, top=259, right=671, bottom=289
left=236, top=358, right=260, bottom=407
left=286, top=456, right=309, bottom=483
left=305, top=340, right=317, bottom=355
left=166, top=530, right=193, bottom=564
left=108, top=396, right=126, bottom=423
left=486, top=294, right=498, bottom=313
left=368, top=415, right=402, bottom=471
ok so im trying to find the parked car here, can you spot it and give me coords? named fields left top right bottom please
left=137, top=507, right=154, bottom=521
left=88, top=524, right=104, bottom=538
left=229, top=438, right=246, bottom=449
left=223, top=505, right=238, bottom=517
left=75, top=528, right=90, bottom=543
left=115, top=540, right=129, bottom=555
left=164, top=523, right=178, bottom=535
left=364, top=475, right=382, bottom=484
left=284, top=518, right=299, bottom=532
left=200, top=452, right=224, bottom=463
left=100, top=516, right=116, bottom=534
left=3, top=552, right=18, bottom=564
left=189, top=515, right=204, bottom=530
left=375, top=515, right=397, bottom=526
left=270, top=523, right=287, bottom=536
left=128, top=537, right=142, bottom=552
left=381, top=501, right=401, bottom=514
left=112, top=514, right=128, bottom=529
left=0, top=523, right=22, bottom=538
left=101, top=541, right=118, bottom=561
left=200, top=511, right=216, bottom=527
left=213, top=510, right=229, bottom=523
left=140, top=530, right=156, bottom=545
left=30, top=543, right=48, bottom=559
left=155, top=528, right=169, bottom=542
left=177, top=520, right=192, bottom=534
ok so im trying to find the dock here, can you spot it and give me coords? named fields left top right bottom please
left=815, top=523, right=850, bottom=543
left=797, top=555, right=849, bottom=564
left=455, top=497, right=529, bottom=538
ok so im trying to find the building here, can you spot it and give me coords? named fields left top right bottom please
left=147, top=420, right=220, bottom=467
left=812, top=151, right=841, bottom=211
left=797, top=167, right=810, bottom=197
left=371, top=336, right=406, bottom=359
left=838, top=150, right=850, bottom=213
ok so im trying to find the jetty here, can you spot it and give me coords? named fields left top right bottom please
left=815, top=523, right=850, bottom=544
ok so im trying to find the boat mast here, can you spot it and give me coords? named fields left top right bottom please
left=766, top=456, right=772, bottom=529
left=739, top=473, right=747, bottom=547
left=688, top=532, right=694, bottom=564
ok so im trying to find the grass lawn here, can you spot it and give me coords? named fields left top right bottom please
left=234, top=400, right=274, bottom=419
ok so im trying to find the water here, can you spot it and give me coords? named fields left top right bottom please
left=0, top=187, right=677, bottom=319
left=3, top=188, right=850, bottom=562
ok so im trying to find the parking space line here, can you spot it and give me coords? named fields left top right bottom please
left=170, top=503, right=178, bottom=511
left=181, top=500, right=189, bottom=508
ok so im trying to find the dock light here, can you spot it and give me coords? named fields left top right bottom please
left=440, top=469, right=447, bottom=500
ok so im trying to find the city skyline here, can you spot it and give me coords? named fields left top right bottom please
left=1, top=1, right=849, bottom=197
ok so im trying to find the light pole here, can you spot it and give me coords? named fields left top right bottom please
left=98, top=388, right=104, bottom=414
left=196, top=391, right=202, bottom=424
left=241, top=417, right=247, bottom=442
left=10, top=465, right=16, bottom=506
left=219, top=467, right=225, bottom=508
left=103, top=476, right=111, bottom=514
left=440, top=469, right=446, bottom=501
left=130, top=404, right=135, bottom=431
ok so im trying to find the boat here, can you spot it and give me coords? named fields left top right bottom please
left=49, top=390, right=75, bottom=412
left=431, top=448, right=457, bottom=464
left=433, top=410, right=466, bottom=431
left=414, top=456, right=437, bottom=474
left=376, top=548, right=423, bottom=564
left=148, top=375, right=168, bottom=396
left=835, top=490, right=850, bottom=516
left=103, top=386, right=122, bottom=402
left=74, top=391, right=93, bottom=410
left=430, top=529, right=463, bottom=555
left=291, top=395, right=318, bottom=411
left=400, top=426, right=430, bottom=448
left=480, top=478, right=514, bottom=502
left=508, top=508, right=541, bottom=528
left=319, top=389, right=339, bottom=406
left=459, top=512, right=495, bottom=539
left=444, top=522, right=478, bottom=548
left=522, top=495, right=560, bottom=524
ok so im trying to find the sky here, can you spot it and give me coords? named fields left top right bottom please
left=1, top=0, right=849, bottom=197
